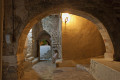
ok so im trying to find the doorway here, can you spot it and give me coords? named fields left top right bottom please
left=40, top=40, right=52, bottom=61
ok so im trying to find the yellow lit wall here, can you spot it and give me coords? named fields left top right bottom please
left=62, top=13, right=106, bottom=61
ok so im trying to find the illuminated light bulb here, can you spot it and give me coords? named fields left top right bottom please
left=62, top=13, right=70, bottom=23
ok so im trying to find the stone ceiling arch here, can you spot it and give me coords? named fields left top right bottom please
left=38, top=30, right=51, bottom=45
left=17, top=8, right=114, bottom=66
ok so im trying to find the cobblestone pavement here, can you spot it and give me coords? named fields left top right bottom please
left=21, top=61, right=95, bottom=80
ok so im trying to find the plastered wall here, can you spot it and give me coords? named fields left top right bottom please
left=62, top=14, right=106, bottom=61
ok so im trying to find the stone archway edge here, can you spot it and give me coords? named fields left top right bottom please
left=17, top=8, right=114, bottom=63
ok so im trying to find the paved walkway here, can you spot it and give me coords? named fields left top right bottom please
left=21, top=61, right=95, bottom=80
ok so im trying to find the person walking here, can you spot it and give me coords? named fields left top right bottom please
left=52, top=50, right=58, bottom=63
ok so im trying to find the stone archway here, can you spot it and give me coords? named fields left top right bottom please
left=37, top=30, right=51, bottom=44
left=16, top=8, right=114, bottom=79
left=17, top=8, right=114, bottom=62
left=37, top=30, right=51, bottom=61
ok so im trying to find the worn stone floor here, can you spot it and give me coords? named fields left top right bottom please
left=21, top=61, right=95, bottom=80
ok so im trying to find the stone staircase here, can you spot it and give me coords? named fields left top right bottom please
left=76, top=64, right=89, bottom=72
left=56, top=59, right=90, bottom=72
left=25, top=56, right=34, bottom=62
left=25, top=55, right=39, bottom=65
left=32, top=57, right=39, bottom=65
left=26, top=54, right=32, bottom=58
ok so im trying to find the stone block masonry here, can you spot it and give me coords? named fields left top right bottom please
left=90, top=59, right=120, bottom=80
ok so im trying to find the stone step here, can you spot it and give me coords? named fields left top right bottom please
left=76, top=64, right=89, bottom=72
left=90, top=59, right=120, bottom=80
left=32, top=58, right=39, bottom=65
left=26, top=54, right=32, bottom=58
left=26, top=57, right=34, bottom=62
left=56, top=60, right=76, bottom=67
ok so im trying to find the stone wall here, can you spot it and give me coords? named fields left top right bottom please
left=24, top=29, right=32, bottom=58
left=32, top=22, right=43, bottom=58
left=2, top=0, right=18, bottom=79
left=90, top=59, right=120, bottom=80
left=26, top=29, right=32, bottom=56
left=41, top=14, right=62, bottom=58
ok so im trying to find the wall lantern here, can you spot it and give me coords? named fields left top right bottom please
left=62, top=13, right=70, bottom=23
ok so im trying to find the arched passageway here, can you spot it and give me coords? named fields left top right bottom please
left=2, top=1, right=120, bottom=80
left=37, top=30, right=52, bottom=61
left=37, top=30, right=51, bottom=45
left=39, top=40, right=52, bottom=60
left=17, top=8, right=114, bottom=63
left=17, top=8, right=114, bottom=79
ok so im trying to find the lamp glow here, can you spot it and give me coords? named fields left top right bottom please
left=62, top=13, right=70, bottom=23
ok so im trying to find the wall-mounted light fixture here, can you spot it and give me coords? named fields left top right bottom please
left=65, top=17, right=68, bottom=23
left=62, top=13, right=70, bottom=24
